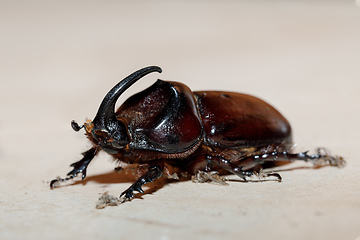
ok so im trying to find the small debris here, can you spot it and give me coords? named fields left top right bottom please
left=312, top=148, right=346, bottom=168
left=96, top=192, right=128, bottom=209
left=167, top=173, right=179, bottom=180
left=192, top=171, right=228, bottom=185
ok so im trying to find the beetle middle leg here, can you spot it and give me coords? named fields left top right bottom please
left=206, top=155, right=254, bottom=181
left=206, top=155, right=283, bottom=182
left=120, top=164, right=163, bottom=201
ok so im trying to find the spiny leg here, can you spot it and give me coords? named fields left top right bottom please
left=120, top=165, right=163, bottom=200
left=227, top=146, right=345, bottom=181
left=50, top=147, right=99, bottom=188
left=206, top=155, right=254, bottom=181
left=206, top=155, right=283, bottom=182
left=251, top=147, right=345, bottom=167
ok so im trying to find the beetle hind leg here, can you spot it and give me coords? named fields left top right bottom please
left=120, top=165, right=163, bottom=201
left=50, top=147, right=98, bottom=188
left=251, top=147, right=345, bottom=168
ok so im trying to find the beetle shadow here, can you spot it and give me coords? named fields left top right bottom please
left=59, top=162, right=328, bottom=197
left=62, top=167, right=191, bottom=199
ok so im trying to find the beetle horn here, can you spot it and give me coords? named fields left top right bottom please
left=92, top=66, right=162, bottom=131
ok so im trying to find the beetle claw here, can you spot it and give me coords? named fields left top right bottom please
left=267, top=173, right=282, bottom=182
left=120, top=188, right=135, bottom=200
left=119, top=184, right=144, bottom=200
left=50, top=178, right=60, bottom=188
left=247, top=169, right=282, bottom=182
left=258, top=172, right=282, bottom=182
left=119, top=184, right=146, bottom=201
left=50, top=174, right=76, bottom=189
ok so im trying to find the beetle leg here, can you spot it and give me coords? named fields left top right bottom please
left=251, top=147, right=345, bottom=167
left=120, top=164, right=163, bottom=201
left=206, top=155, right=253, bottom=181
left=50, top=147, right=99, bottom=188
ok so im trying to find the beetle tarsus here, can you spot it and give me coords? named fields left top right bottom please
left=248, top=147, right=345, bottom=168
left=305, top=148, right=345, bottom=167
left=253, top=169, right=282, bottom=182
left=50, top=147, right=98, bottom=189
left=120, top=165, right=163, bottom=200
left=50, top=174, right=78, bottom=188
left=267, top=172, right=282, bottom=182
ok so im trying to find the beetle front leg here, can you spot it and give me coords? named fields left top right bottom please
left=120, top=164, right=163, bottom=201
left=50, top=147, right=99, bottom=188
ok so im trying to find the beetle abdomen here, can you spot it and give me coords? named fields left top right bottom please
left=194, top=91, right=292, bottom=148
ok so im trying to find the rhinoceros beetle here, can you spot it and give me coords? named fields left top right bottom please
left=50, top=66, right=344, bottom=201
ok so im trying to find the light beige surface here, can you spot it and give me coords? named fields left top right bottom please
left=1, top=1, right=360, bottom=239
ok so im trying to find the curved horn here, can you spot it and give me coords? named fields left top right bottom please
left=93, top=66, right=162, bottom=131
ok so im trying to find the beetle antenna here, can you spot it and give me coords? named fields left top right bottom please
left=92, top=66, right=162, bottom=132
left=71, top=120, right=84, bottom=132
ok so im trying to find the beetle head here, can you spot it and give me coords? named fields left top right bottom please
left=71, top=66, right=162, bottom=154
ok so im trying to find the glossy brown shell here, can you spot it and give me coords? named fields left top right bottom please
left=194, top=91, right=292, bottom=148
left=116, top=80, right=203, bottom=153
left=115, top=80, right=291, bottom=156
